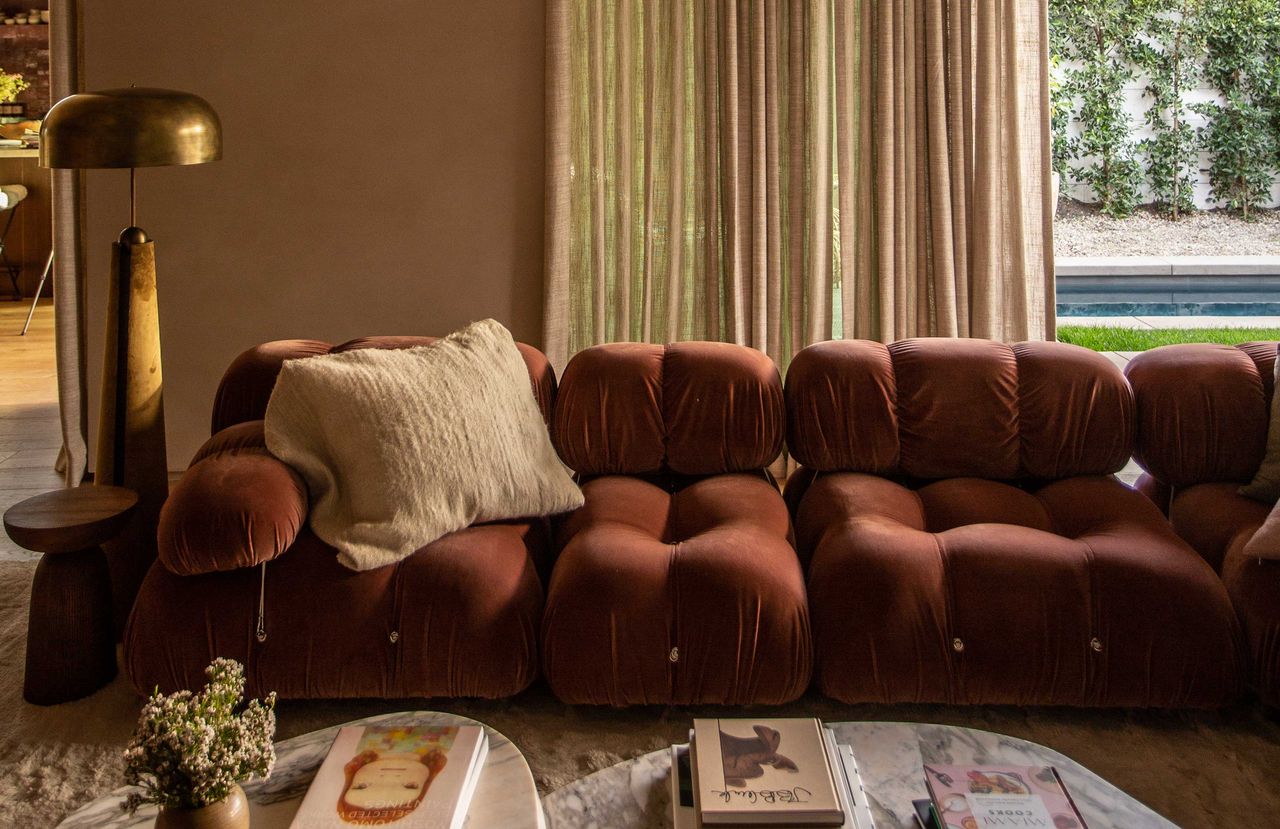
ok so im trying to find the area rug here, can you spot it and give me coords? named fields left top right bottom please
left=1, top=560, right=1277, bottom=828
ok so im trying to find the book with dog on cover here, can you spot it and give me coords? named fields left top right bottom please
left=923, top=764, right=1088, bottom=829
left=692, top=718, right=844, bottom=826
left=289, top=724, right=487, bottom=829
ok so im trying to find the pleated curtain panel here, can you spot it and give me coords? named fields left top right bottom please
left=543, top=0, right=1055, bottom=372
left=50, top=0, right=89, bottom=486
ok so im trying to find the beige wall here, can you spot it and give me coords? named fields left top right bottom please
left=82, top=2, right=545, bottom=468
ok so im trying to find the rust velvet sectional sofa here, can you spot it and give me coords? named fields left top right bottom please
left=124, top=335, right=1258, bottom=710
left=1126, top=343, right=1280, bottom=707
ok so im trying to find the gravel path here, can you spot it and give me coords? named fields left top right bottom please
left=1054, top=200, right=1280, bottom=257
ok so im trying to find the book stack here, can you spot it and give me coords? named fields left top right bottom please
left=913, top=764, right=1089, bottom=829
left=290, top=724, right=488, bottom=829
left=671, top=718, right=876, bottom=829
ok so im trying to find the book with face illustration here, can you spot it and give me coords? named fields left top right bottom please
left=692, top=718, right=844, bottom=826
left=290, top=724, right=488, bottom=829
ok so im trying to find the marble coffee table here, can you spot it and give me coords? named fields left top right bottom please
left=543, top=721, right=1177, bottom=829
left=56, top=711, right=545, bottom=829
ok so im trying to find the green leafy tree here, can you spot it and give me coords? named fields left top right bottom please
left=1135, top=0, right=1207, bottom=219
left=1194, top=0, right=1279, bottom=218
left=1049, top=55, right=1075, bottom=196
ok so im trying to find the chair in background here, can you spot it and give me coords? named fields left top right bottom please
left=19, top=250, right=53, bottom=335
left=0, top=183, right=29, bottom=299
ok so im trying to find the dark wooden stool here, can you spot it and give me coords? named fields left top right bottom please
left=3, top=485, right=136, bottom=705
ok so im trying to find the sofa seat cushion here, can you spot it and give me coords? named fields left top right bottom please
left=1169, top=482, right=1270, bottom=572
left=124, top=521, right=548, bottom=700
left=541, top=474, right=811, bottom=705
left=797, top=473, right=1242, bottom=707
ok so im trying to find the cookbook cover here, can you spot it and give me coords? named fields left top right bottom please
left=290, top=724, right=486, bottom=828
left=923, top=765, right=1088, bottom=829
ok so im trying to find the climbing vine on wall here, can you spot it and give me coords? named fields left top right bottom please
left=1050, top=0, right=1280, bottom=219
left=1135, top=0, right=1206, bottom=219
left=1052, top=0, right=1147, bottom=219
left=1193, top=0, right=1280, bottom=218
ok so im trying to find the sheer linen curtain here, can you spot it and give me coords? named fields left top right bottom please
left=544, top=0, right=1054, bottom=370
left=50, top=0, right=88, bottom=486
left=845, top=0, right=1055, bottom=342
left=544, top=0, right=845, bottom=372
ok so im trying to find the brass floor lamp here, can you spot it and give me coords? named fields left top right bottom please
left=40, top=88, right=221, bottom=632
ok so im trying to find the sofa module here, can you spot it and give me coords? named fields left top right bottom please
left=542, top=342, right=812, bottom=705
left=785, top=338, right=1243, bottom=708
left=1126, top=342, right=1280, bottom=708
left=124, top=336, right=557, bottom=700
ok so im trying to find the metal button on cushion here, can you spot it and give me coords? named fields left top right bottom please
left=1090, top=637, right=1103, bottom=653
left=668, top=646, right=680, bottom=663
left=952, top=637, right=965, bottom=653
left=389, top=631, right=399, bottom=644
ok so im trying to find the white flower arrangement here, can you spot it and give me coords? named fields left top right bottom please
left=122, top=658, right=277, bottom=814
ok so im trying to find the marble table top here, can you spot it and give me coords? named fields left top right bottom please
left=57, top=711, right=545, bottom=829
left=542, top=721, right=1177, bottom=829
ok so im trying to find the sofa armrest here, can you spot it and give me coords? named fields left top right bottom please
left=158, top=421, right=308, bottom=576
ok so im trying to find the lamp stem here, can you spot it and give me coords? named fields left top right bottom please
left=129, top=166, right=136, bottom=228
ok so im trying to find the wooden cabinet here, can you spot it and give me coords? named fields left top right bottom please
left=0, top=149, right=51, bottom=298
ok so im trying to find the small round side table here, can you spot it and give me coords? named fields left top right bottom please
left=3, top=485, right=137, bottom=705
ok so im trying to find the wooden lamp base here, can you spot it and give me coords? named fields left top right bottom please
left=96, top=226, right=169, bottom=635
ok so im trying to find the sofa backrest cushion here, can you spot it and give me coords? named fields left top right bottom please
left=211, top=335, right=556, bottom=435
left=786, top=338, right=1133, bottom=480
left=553, top=342, right=784, bottom=476
left=1126, top=342, right=1276, bottom=488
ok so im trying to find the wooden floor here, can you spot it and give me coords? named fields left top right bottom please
left=0, top=299, right=63, bottom=561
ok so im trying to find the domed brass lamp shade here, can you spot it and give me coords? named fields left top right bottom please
left=39, top=87, right=222, bottom=633
left=41, top=88, right=221, bottom=228
left=40, top=87, right=221, bottom=170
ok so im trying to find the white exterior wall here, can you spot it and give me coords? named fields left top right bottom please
left=1058, top=65, right=1280, bottom=210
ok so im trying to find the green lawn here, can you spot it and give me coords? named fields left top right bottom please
left=1056, top=326, right=1280, bottom=352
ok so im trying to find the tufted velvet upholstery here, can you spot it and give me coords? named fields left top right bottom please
left=552, top=341, right=784, bottom=476
left=542, top=342, right=810, bottom=705
left=786, top=338, right=1133, bottom=479
left=1127, top=343, right=1280, bottom=707
left=125, top=336, right=556, bottom=700
left=788, top=338, right=1242, bottom=707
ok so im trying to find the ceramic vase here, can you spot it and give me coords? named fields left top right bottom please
left=155, top=785, right=250, bottom=829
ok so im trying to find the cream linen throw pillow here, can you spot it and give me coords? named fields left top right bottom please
left=1243, top=506, right=1280, bottom=561
left=263, top=319, right=583, bottom=571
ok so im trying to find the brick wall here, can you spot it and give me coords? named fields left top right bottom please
left=0, top=23, right=49, bottom=118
